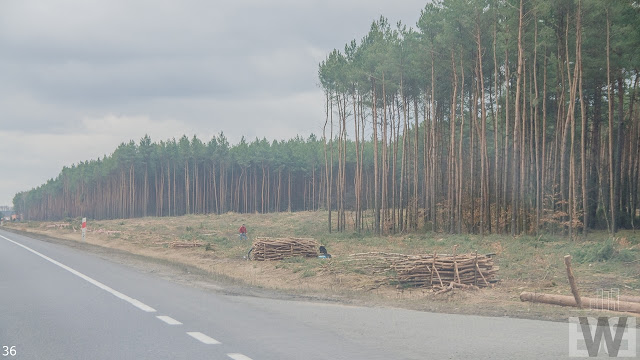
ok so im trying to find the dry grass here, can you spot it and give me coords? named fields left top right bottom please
left=5, top=211, right=640, bottom=321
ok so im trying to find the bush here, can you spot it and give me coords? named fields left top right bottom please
left=617, top=249, right=638, bottom=263
left=573, top=240, right=613, bottom=263
left=572, top=239, right=637, bottom=263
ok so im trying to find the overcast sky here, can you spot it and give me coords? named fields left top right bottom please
left=0, top=0, right=427, bottom=206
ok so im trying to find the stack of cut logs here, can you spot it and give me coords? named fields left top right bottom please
left=251, top=237, right=319, bottom=261
left=170, top=241, right=205, bottom=248
left=348, top=248, right=498, bottom=290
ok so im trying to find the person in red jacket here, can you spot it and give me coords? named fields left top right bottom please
left=238, top=224, right=248, bottom=240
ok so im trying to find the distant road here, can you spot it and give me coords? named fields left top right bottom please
left=1, top=228, right=579, bottom=359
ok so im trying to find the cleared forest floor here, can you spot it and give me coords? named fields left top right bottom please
left=5, top=211, right=640, bottom=322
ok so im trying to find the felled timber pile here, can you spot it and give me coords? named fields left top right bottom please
left=170, top=241, right=205, bottom=248
left=392, top=251, right=498, bottom=288
left=251, top=237, right=319, bottom=261
left=348, top=247, right=498, bottom=290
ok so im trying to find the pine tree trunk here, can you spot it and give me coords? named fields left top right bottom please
left=577, top=1, right=588, bottom=233
left=512, top=0, right=524, bottom=236
left=607, top=11, right=616, bottom=234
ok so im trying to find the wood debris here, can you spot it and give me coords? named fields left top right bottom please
left=250, top=237, right=319, bottom=261
left=92, top=229, right=122, bottom=235
left=46, top=223, right=70, bottom=228
left=170, top=241, right=205, bottom=248
left=348, top=247, right=498, bottom=290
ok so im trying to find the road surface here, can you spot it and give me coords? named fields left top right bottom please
left=0, top=228, right=631, bottom=359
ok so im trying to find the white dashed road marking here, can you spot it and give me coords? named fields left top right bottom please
left=157, top=315, right=182, bottom=325
left=0, top=234, right=156, bottom=312
left=2, top=234, right=260, bottom=357
left=227, top=353, right=253, bottom=360
left=187, top=332, right=221, bottom=344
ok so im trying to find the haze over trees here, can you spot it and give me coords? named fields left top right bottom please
left=14, top=0, right=640, bottom=237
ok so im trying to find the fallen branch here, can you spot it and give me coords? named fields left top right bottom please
left=434, top=282, right=479, bottom=295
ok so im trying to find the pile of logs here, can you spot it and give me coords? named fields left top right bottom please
left=392, top=251, right=498, bottom=288
left=348, top=247, right=498, bottom=290
left=250, top=237, right=319, bottom=261
left=170, top=241, right=205, bottom=248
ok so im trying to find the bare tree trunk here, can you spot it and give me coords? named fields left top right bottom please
left=430, top=52, right=437, bottom=231
left=533, top=14, right=541, bottom=234
left=458, top=54, right=465, bottom=234
left=476, top=20, right=489, bottom=236
left=413, top=97, right=419, bottom=231
left=353, top=91, right=361, bottom=231
left=373, top=78, right=381, bottom=234
left=577, top=0, right=588, bottom=234
left=629, top=72, right=640, bottom=231
left=607, top=11, right=616, bottom=234
left=382, top=73, right=389, bottom=234
left=511, top=0, right=524, bottom=236
left=399, top=81, right=408, bottom=232
left=449, top=50, right=458, bottom=233
left=492, top=18, right=501, bottom=234
left=502, top=31, right=511, bottom=234
left=541, top=49, right=549, bottom=231
left=323, top=91, right=332, bottom=232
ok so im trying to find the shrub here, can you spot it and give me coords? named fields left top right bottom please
left=572, top=239, right=637, bottom=263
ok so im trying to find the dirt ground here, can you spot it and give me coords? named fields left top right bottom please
left=4, top=213, right=640, bottom=323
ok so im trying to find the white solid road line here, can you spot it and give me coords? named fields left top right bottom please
left=227, top=353, right=254, bottom=360
left=2, top=233, right=260, bottom=357
left=186, top=332, right=221, bottom=345
left=0, top=234, right=156, bottom=313
left=156, top=315, right=182, bottom=325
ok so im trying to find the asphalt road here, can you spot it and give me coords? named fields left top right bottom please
left=0, top=228, right=633, bottom=359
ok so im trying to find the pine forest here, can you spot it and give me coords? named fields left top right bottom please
left=14, top=0, right=640, bottom=237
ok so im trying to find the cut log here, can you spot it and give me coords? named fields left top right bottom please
left=520, top=292, right=640, bottom=314
left=620, top=295, right=640, bottom=304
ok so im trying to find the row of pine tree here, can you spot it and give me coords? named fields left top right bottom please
left=15, top=0, right=640, bottom=236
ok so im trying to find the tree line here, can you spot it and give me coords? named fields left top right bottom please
left=14, top=134, right=328, bottom=221
left=318, top=0, right=639, bottom=236
left=15, top=0, right=640, bottom=237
